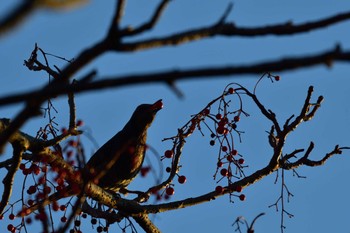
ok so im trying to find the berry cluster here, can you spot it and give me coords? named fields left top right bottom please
left=1, top=120, right=86, bottom=232
left=161, top=84, right=252, bottom=202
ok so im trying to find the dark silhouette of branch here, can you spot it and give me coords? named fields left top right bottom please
left=0, top=141, right=24, bottom=214
left=0, top=0, right=87, bottom=37
left=133, top=214, right=161, bottom=233
left=115, top=11, right=350, bottom=52
left=122, top=0, right=171, bottom=36
left=0, top=0, right=36, bottom=37
left=1, top=2, right=350, bottom=154
left=0, top=46, right=349, bottom=110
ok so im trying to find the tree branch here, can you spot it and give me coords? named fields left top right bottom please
left=133, top=214, right=161, bottom=233
left=115, top=11, right=350, bottom=52
left=0, top=0, right=37, bottom=37
left=123, top=0, right=171, bottom=36
left=0, top=46, right=349, bottom=110
left=0, top=141, right=24, bottom=214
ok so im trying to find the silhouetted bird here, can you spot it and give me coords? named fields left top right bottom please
left=83, top=99, right=163, bottom=192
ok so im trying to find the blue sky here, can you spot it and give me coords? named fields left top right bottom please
left=0, top=1, right=350, bottom=233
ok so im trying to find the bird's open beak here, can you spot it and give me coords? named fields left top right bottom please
left=151, top=99, right=163, bottom=112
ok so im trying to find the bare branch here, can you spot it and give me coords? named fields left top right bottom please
left=68, top=81, right=78, bottom=129
left=283, top=144, right=349, bottom=169
left=1, top=47, right=348, bottom=110
left=0, top=142, right=24, bottom=214
left=0, top=0, right=88, bottom=37
left=133, top=214, right=161, bottom=233
left=284, top=86, right=324, bottom=132
left=108, top=0, right=126, bottom=34
left=216, top=3, right=234, bottom=25
left=0, top=0, right=36, bottom=37
left=243, top=88, right=281, bottom=134
left=123, top=0, right=171, bottom=36
left=115, top=11, right=350, bottom=51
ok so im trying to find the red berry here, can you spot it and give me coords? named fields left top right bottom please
left=140, top=166, right=151, bottom=177
left=217, top=161, right=223, bottom=167
left=61, top=216, right=67, bottom=222
left=165, top=187, right=175, bottom=196
left=26, top=217, right=32, bottom=224
left=27, top=185, right=37, bottom=194
left=215, top=185, right=224, bottom=194
left=238, top=158, right=245, bottom=164
left=178, top=175, right=187, bottom=184
left=164, top=150, right=173, bottom=158
left=68, top=140, right=78, bottom=147
left=7, top=224, right=14, bottom=231
left=76, top=120, right=84, bottom=127
left=0, top=215, right=4, bottom=220
left=22, top=168, right=30, bottom=175
left=74, top=220, right=81, bottom=226
left=19, top=163, right=26, bottom=170
left=36, top=192, right=45, bottom=200
left=234, top=115, right=240, bottom=122
left=32, top=166, right=41, bottom=175
left=203, top=108, right=210, bottom=116
left=226, top=155, right=233, bottom=162
left=91, top=218, right=97, bottom=225
left=215, top=113, right=222, bottom=120
left=275, top=75, right=280, bottom=81
left=221, top=146, right=228, bottom=152
left=44, top=186, right=52, bottom=194
left=228, top=87, right=235, bottom=94
left=61, top=127, right=68, bottom=134
left=59, top=205, right=66, bottom=211
left=9, top=213, right=15, bottom=220
left=220, top=168, right=228, bottom=177
left=235, top=186, right=243, bottom=192
left=52, top=202, right=59, bottom=211
left=66, top=150, right=73, bottom=157
left=97, top=226, right=103, bottom=233
left=38, top=176, right=46, bottom=184
left=239, top=194, right=246, bottom=201
left=41, top=166, right=47, bottom=173
left=216, top=126, right=228, bottom=135
left=231, top=150, right=238, bottom=156
left=156, top=194, right=162, bottom=201
left=28, top=199, right=35, bottom=206
left=218, top=119, right=227, bottom=127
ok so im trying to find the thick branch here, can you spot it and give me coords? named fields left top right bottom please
left=0, top=142, right=24, bottom=214
left=115, top=11, right=350, bottom=51
left=0, top=47, right=349, bottom=109
left=133, top=214, right=161, bottom=233
left=0, top=0, right=36, bottom=37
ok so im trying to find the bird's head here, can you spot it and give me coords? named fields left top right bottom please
left=124, top=99, right=163, bottom=133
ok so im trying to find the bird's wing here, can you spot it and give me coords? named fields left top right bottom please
left=84, top=131, right=130, bottom=181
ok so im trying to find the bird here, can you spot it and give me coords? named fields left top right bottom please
left=24, top=100, right=163, bottom=216
left=83, top=99, right=163, bottom=192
